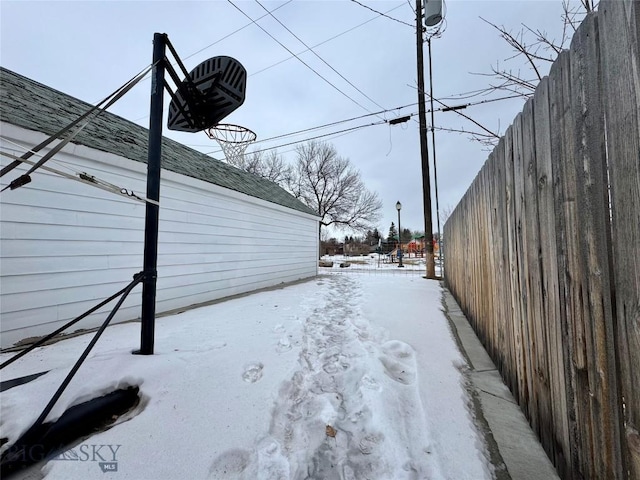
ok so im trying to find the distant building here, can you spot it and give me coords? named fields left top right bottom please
left=343, top=241, right=370, bottom=256
left=0, top=68, right=320, bottom=348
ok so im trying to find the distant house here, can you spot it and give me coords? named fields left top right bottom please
left=0, top=67, right=320, bottom=348
left=343, top=241, right=369, bottom=256
left=320, top=239, right=341, bottom=256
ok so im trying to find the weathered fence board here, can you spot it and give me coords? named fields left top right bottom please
left=487, top=151, right=505, bottom=372
left=570, top=14, right=625, bottom=479
left=444, top=1, right=638, bottom=478
left=549, top=52, right=581, bottom=478
left=560, top=44, right=599, bottom=480
left=496, top=136, right=517, bottom=393
left=598, top=0, right=640, bottom=477
left=514, top=109, right=537, bottom=427
left=534, top=74, right=571, bottom=478
left=523, top=95, right=554, bottom=459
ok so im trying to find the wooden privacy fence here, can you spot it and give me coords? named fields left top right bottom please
left=443, top=2, right=639, bottom=479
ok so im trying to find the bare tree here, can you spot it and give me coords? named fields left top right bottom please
left=477, top=0, right=598, bottom=99
left=459, top=0, right=597, bottom=148
left=226, top=150, right=292, bottom=185
left=440, top=203, right=456, bottom=226
left=286, top=141, right=382, bottom=250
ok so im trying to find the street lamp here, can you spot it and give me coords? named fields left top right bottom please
left=396, top=201, right=404, bottom=268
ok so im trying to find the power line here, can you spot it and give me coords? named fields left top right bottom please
left=257, top=92, right=520, bottom=147
left=227, top=0, right=378, bottom=115
left=350, top=0, right=414, bottom=28
left=406, top=0, right=416, bottom=16
left=127, top=2, right=295, bottom=122
left=206, top=111, right=500, bottom=159
left=132, top=3, right=407, bottom=124
left=205, top=117, right=397, bottom=156
left=203, top=102, right=417, bottom=151
left=235, top=92, right=521, bottom=154
left=250, top=104, right=414, bottom=144
left=432, top=93, right=524, bottom=111
left=182, top=0, right=294, bottom=62
left=250, top=3, right=406, bottom=77
left=225, top=127, right=368, bottom=159
left=193, top=93, right=520, bottom=154
left=254, top=0, right=387, bottom=112
left=212, top=127, right=365, bottom=160
left=188, top=101, right=418, bottom=150
left=428, top=94, right=500, bottom=138
left=410, top=83, right=519, bottom=138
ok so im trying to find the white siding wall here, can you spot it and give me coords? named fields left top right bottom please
left=0, top=124, right=318, bottom=348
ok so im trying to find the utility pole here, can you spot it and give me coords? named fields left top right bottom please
left=416, top=0, right=436, bottom=279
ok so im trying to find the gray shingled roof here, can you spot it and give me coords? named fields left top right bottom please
left=0, top=67, right=317, bottom=216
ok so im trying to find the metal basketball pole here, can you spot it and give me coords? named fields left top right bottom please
left=137, top=33, right=167, bottom=355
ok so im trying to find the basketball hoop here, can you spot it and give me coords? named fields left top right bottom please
left=206, top=123, right=256, bottom=165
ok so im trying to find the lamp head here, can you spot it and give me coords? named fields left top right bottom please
left=396, top=201, right=402, bottom=211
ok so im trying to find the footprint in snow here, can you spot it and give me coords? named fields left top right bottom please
left=379, top=340, right=417, bottom=385
left=358, top=432, right=384, bottom=455
left=273, top=323, right=286, bottom=333
left=209, top=448, right=250, bottom=478
left=322, top=362, right=339, bottom=375
left=242, top=363, right=264, bottom=383
left=359, top=374, right=381, bottom=391
left=276, top=336, right=292, bottom=353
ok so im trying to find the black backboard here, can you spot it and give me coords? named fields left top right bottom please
left=167, top=56, right=246, bottom=132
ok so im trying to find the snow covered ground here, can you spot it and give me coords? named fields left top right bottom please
left=1, top=272, right=490, bottom=479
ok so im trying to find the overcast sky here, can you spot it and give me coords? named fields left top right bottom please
left=1, top=0, right=574, bottom=239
